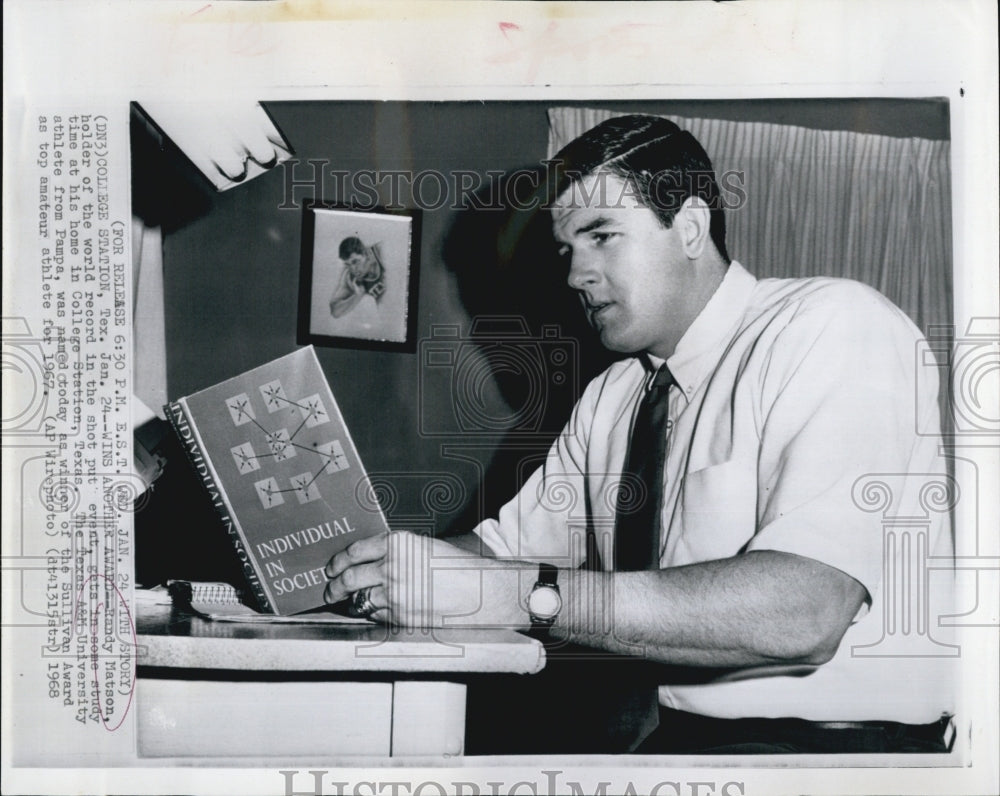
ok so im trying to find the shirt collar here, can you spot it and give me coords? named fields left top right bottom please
left=661, top=260, right=757, bottom=399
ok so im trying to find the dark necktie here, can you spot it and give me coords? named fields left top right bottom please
left=556, top=364, right=675, bottom=752
left=614, top=363, right=675, bottom=571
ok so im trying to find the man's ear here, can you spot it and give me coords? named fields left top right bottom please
left=677, top=197, right=711, bottom=259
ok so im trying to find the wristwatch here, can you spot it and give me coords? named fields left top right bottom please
left=527, top=563, right=561, bottom=631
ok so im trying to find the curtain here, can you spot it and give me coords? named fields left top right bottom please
left=547, top=107, right=953, bottom=338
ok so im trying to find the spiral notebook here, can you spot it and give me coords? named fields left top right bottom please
left=164, top=580, right=371, bottom=624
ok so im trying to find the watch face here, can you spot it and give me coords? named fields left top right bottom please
left=528, top=585, right=561, bottom=619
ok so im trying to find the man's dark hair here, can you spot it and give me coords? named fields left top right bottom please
left=338, top=236, right=366, bottom=261
left=549, top=114, right=730, bottom=264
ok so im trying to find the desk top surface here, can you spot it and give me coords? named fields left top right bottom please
left=137, top=604, right=545, bottom=674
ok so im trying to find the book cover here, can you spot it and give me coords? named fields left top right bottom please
left=164, top=346, right=389, bottom=615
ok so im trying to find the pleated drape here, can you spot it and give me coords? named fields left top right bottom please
left=547, top=107, right=953, bottom=338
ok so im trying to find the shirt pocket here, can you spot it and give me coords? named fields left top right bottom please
left=671, top=458, right=759, bottom=563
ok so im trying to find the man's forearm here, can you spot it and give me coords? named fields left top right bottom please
left=329, top=290, right=363, bottom=318
left=392, top=536, right=865, bottom=670
left=545, top=551, right=866, bottom=668
left=444, top=530, right=496, bottom=557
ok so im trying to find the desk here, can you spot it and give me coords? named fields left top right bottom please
left=136, top=604, right=545, bottom=759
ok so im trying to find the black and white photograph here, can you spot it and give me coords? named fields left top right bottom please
left=299, top=202, right=419, bottom=349
left=128, top=96, right=960, bottom=761
left=2, top=3, right=998, bottom=796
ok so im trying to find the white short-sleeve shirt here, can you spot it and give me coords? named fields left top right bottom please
left=474, top=261, right=954, bottom=723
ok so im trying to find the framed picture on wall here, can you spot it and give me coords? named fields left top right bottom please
left=298, top=200, right=421, bottom=351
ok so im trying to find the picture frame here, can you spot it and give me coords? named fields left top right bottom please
left=298, top=200, right=421, bottom=351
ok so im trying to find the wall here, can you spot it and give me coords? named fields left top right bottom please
left=152, top=99, right=950, bottom=541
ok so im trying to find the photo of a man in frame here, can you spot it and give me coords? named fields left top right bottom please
left=329, top=235, right=386, bottom=319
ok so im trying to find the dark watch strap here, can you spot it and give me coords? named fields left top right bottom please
left=537, top=562, right=558, bottom=587
left=528, top=563, right=561, bottom=638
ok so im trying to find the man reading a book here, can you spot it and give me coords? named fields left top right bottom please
left=323, top=115, right=954, bottom=754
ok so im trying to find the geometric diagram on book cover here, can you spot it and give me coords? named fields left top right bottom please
left=254, top=476, right=286, bottom=508
left=226, top=392, right=256, bottom=426
left=317, top=440, right=349, bottom=474
left=266, top=428, right=297, bottom=462
left=227, top=379, right=346, bottom=510
left=291, top=471, right=322, bottom=504
left=259, top=379, right=287, bottom=413
left=298, top=393, right=329, bottom=427
left=231, top=441, right=261, bottom=474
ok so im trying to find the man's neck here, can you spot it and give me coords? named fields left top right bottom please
left=647, top=254, right=729, bottom=360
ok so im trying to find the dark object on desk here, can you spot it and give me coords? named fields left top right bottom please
left=163, top=346, right=390, bottom=615
left=133, top=417, right=247, bottom=589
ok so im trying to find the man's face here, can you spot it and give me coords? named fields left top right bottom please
left=344, top=252, right=368, bottom=275
left=552, top=172, right=697, bottom=359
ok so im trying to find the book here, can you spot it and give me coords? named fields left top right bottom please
left=164, top=346, right=390, bottom=615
